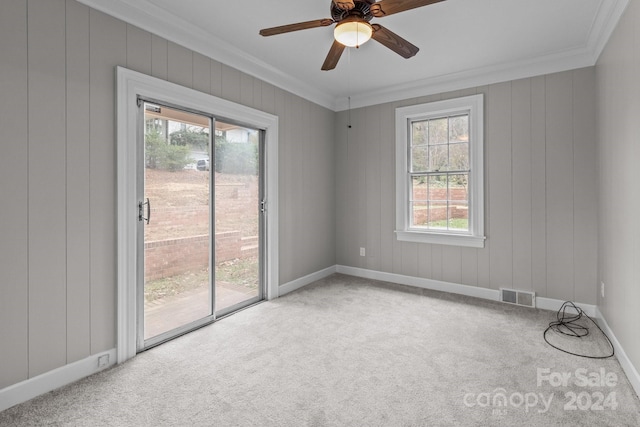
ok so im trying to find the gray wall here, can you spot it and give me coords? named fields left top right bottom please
left=0, top=0, right=335, bottom=390
left=336, top=69, right=598, bottom=304
left=596, top=0, right=640, bottom=381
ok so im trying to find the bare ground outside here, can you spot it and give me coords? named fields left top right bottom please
left=143, top=168, right=259, bottom=320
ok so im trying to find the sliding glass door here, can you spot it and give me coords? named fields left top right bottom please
left=137, top=101, right=263, bottom=350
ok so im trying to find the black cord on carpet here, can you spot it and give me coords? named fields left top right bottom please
left=543, top=301, right=615, bottom=359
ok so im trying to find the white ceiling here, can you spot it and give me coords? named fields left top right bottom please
left=80, top=0, right=628, bottom=111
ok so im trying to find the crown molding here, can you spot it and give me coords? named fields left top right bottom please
left=78, top=0, right=628, bottom=112
left=76, top=0, right=338, bottom=110
left=335, top=45, right=596, bottom=111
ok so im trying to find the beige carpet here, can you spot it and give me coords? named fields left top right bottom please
left=1, top=274, right=639, bottom=426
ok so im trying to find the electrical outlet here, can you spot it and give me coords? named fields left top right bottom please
left=359, top=247, right=365, bottom=257
left=98, top=354, right=109, bottom=368
left=601, top=281, right=605, bottom=298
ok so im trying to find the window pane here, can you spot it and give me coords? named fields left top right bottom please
left=448, top=202, right=469, bottom=231
left=411, top=146, right=428, bottom=172
left=448, top=174, right=469, bottom=231
left=428, top=201, right=448, bottom=229
left=412, top=121, right=428, bottom=146
left=448, top=174, right=468, bottom=201
left=411, top=176, right=428, bottom=201
left=428, top=145, right=448, bottom=172
left=428, top=175, right=447, bottom=201
left=411, top=202, right=428, bottom=227
left=428, top=117, right=448, bottom=145
left=449, top=143, right=469, bottom=171
left=449, top=115, right=469, bottom=143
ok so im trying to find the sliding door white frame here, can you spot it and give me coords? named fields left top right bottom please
left=116, top=66, right=279, bottom=363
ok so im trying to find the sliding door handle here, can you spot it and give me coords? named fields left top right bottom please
left=138, top=198, right=150, bottom=224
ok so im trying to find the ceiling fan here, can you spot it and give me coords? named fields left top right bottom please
left=259, top=0, right=446, bottom=71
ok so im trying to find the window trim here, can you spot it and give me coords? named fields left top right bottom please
left=395, top=94, right=485, bottom=248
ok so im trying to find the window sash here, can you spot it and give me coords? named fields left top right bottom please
left=395, top=94, right=485, bottom=248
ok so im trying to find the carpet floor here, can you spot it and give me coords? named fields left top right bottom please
left=1, top=273, right=639, bottom=426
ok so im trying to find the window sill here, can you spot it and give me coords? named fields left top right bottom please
left=395, top=230, right=485, bottom=248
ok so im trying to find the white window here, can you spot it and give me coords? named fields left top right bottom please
left=395, top=94, right=485, bottom=248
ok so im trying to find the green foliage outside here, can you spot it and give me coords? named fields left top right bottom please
left=145, top=130, right=193, bottom=171
left=145, top=127, right=258, bottom=175
left=170, top=129, right=209, bottom=149
left=215, top=137, right=258, bottom=175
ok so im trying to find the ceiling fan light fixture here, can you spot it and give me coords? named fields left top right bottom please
left=334, top=19, right=373, bottom=47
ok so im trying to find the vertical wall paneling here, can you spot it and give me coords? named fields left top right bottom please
left=355, top=107, right=368, bottom=269
left=252, top=78, right=262, bottom=111
left=0, top=0, right=29, bottom=389
left=305, top=101, right=319, bottom=269
left=126, top=25, right=152, bottom=75
left=306, top=103, right=319, bottom=268
left=460, top=247, right=478, bottom=286
left=319, top=106, right=337, bottom=269
left=65, top=0, right=91, bottom=363
left=430, top=244, right=442, bottom=281
left=210, top=59, right=223, bottom=98
left=192, top=53, right=211, bottom=95
left=487, top=82, right=513, bottom=289
left=278, top=92, right=293, bottom=283
left=417, top=244, right=432, bottom=279
left=572, top=68, right=597, bottom=304
left=530, top=76, right=547, bottom=297
left=379, top=101, right=395, bottom=274
left=345, top=108, right=362, bottom=268
left=167, top=41, right=193, bottom=89
left=296, top=97, right=310, bottom=278
left=150, top=34, right=168, bottom=80
left=291, top=95, right=306, bottom=279
left=335, top=111, right=349, bottom=265
left=401, top=243, right=419, bottom=278
left=545, top=72, right=575, bottom=300
left=221, top=64, right=241, bottom=104
left=365, top=105, right=382, bottom=271
left=28, top=0, right=68, bottom=377
left=511, top=79, right=533, bottom=290
left=260, top=82, right=276, bottom=115
left=240, top=73, right=254, bottom=107
left=89, top=9, right=127, bottom=353
left=441, top=246, right=462, bottom=285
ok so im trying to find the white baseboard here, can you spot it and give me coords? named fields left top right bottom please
left=536, top=297, right=597, bottom=318
left=337, top=264, right=500, bottom=301
left=336, top=265, right=599, bottom=316
left=0, top=349, right=116, bottom=412
left=279, top=265, right=337, bottom=296
left=595, top=307, right=640, bottom=399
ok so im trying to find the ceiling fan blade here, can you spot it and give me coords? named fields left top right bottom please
left=370, top=0, right=445, bottom=18
left=371, top=24, right=419, bottom=58
left=333, top=0, right=355, bottom=10
left=259, top=19, right=334, bottom=37
left=321, top=40, right=346, bottom=71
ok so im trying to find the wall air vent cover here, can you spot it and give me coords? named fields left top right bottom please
left=500, top=288, right=536, bottom=308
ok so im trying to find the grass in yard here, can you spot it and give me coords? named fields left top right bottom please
left=145, top=269, right=209, bottom=303
left=215, top=257, right=259, bottom=288
left=426, top=218, right=468, bottom=230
